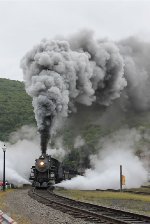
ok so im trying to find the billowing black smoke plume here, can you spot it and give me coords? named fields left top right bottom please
left=21, top=30, right=127, bottom=153
left=118, top=37, right=150, bottom=112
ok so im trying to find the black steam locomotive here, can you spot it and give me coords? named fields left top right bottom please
left=29, top=154, right=78, bottom=188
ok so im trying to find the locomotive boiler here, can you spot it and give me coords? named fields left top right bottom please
left=29, top=154, right=64, bottom=188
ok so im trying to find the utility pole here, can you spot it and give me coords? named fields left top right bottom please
left=2, top=144, right=6, bottom=191
left=120, top=165, right=122, bottom=192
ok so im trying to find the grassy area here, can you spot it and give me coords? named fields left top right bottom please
left=124, top=186, right=150, bottom=194
left=0, top=190, right=31, bottom=224
left=55, top=189, right=150, bottom=216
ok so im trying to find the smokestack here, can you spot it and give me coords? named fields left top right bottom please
left=39, top=115, right=53, bottom=154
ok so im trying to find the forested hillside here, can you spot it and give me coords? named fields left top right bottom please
left=1, top=78, right=150, bottom=144
left=0, top=78, right=35, bottom=141
left=0, top=78, right=150, bottom=169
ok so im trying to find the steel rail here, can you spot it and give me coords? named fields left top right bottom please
left=29, top=189, right=150, bottom=224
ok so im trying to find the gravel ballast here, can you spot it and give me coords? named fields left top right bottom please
left=4, top=189, right=94, bottom=224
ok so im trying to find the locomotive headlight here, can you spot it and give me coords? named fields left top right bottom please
left=40, top=161, right=45, bottom=166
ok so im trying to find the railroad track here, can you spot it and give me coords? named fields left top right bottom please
left=29, top=188, right=150, bottom=224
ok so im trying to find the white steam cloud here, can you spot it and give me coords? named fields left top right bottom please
left=74, top=135, right=85, bottom=149
left=0, top=140, right=39, bottom=185
left=0, top=126, right=66, bottom=185
left=56, top=129, right=148, bottom=190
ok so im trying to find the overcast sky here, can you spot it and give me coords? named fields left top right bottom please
left=0, top=0, right=150, bottom=81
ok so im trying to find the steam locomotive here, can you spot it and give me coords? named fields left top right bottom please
left=29, top=154, right=78, bottom=188
left=29, top=154, right=64, bottom=188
